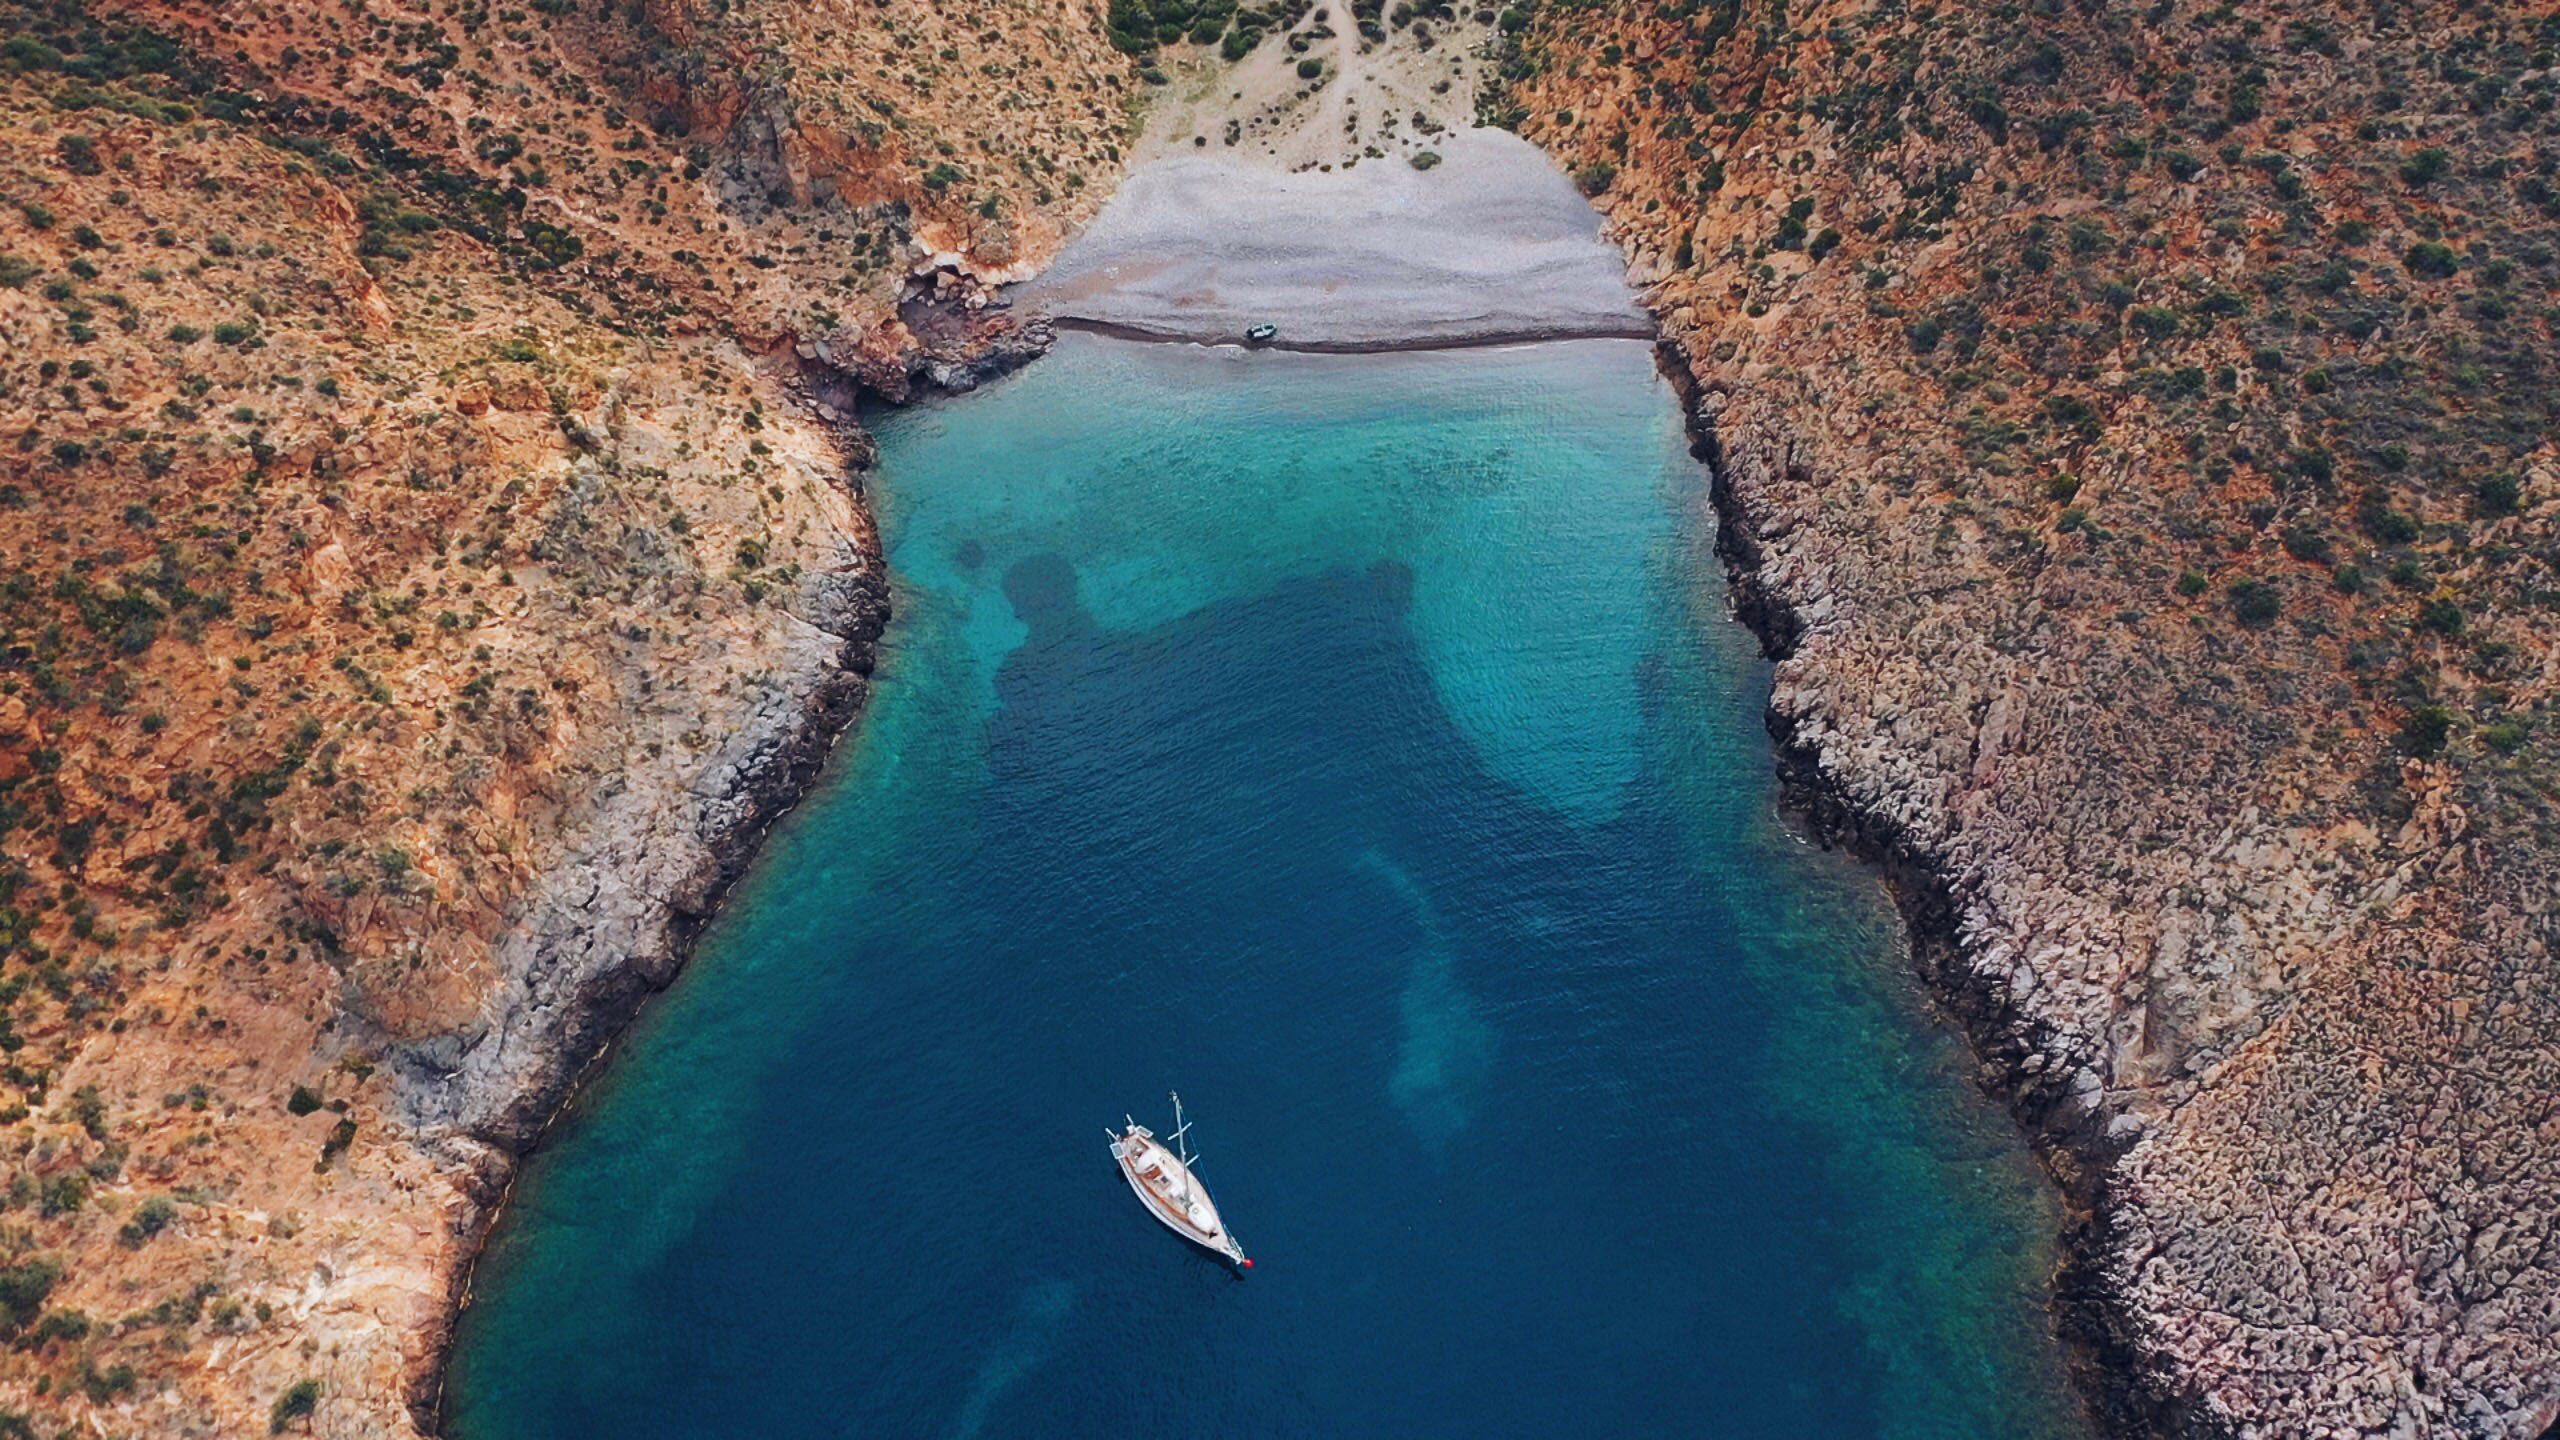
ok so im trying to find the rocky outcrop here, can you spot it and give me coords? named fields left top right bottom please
left=396, top=521, right=887, bottom=1151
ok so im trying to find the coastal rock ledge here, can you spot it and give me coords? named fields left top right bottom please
left=1504, top=0, right=2560, bottom=1432
left=1688, top=362, right=2557, bottom=1440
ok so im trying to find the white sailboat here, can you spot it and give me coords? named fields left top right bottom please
left=1107, top=1092, right=1252, bottom=1269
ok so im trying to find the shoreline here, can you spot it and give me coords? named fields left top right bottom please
left=419, top=310, right=1060, bottom=1433
left=430, top=130, right=2127, bottom=1440
left=437, top=308, right=2094, bottom=1440
left=1507, top=3, right=2560, bottom=1428
left=411, top=356, right=924, bottom=1434
left=1653, top=343, right=2140, bottom=1439
left=1047, top=315, right=1659, bottom=354
left=415, top=463, right=891, bottom=1437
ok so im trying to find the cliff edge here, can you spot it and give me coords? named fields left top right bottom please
left=1500, top=0, right=2560, bottom=1434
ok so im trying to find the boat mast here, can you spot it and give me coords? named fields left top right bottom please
left=1169, top=1091, right=1194, bottom=1165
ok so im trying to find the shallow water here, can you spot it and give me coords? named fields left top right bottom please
left=445, top=335, right=2091, bottom=1440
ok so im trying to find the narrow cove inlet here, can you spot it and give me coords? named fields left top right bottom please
left=442, top=333, right=2093, bottom=1439
left=10, top=4, right=2548, bottom=1433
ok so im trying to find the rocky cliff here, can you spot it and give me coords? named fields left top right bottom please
left=0, top=0, right=1130, bottom=1432
left=1498, top=0, right=2560, bottom=1434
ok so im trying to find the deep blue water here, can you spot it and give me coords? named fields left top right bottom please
left=446, top=336, right=2088, bottom=1439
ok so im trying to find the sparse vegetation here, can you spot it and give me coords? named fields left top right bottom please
left=269, top=1379, right=320, bottom=1433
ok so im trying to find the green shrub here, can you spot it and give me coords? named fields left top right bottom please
left=2398, top=705, right=2454, bottom=757
left=3, top=35, right=64, bottom=68
left=2476, top=473, right=2522, bottom=515
left=69, top=1086, right=105, bottom=1141
left=2357, top=489, right=2420, bottom=543
left=55, top=135, right=102, bottom=175
left=270, top=1379, right=321, bottom=1433
left=0, top=255, right=34, bottom=289
left=2129, top=305, right=2181, bottom=339
left=2398, top=146, right=2451, bottom=186
left=2044, top=393, right=2098, bottom=432
left=30, top=1309, right=88, bottom=1345
left=2483, top=722, right=2528, bottom=754
left=2281, top=526, right=2332, bottom=564
left=2403, top=242, right=2459, bottom=279
left=2175, top=570, right=2209, bottom=597
left=1296, top=56, right=1324, bottom=79
left=38, top=1174, right=86, bottom=1217
left=2228, top=578, right=2282, bottom=626
left=1107, top=0, right=1158, bottom=51
left=0, top=1258, right=60, bottom=1331
left=166, top=323, right=202, bottom=343
left=118, top=1194, right=177, bottom=1245
left=1409, top=150, right=1441, bottom=170
left=2331, top=563, right=2365, bottom=594
left=1906, top=316, right=1944, bottom=353
left=286, top=1085, right=322, bottom=1115
left=2417, top=597, right=2464, bottom=634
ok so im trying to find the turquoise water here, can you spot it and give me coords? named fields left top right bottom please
left=445, top=336, right=2090, bottom=1439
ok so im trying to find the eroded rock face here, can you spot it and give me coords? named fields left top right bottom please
left=1504, top=1, right=2560, bottom=1435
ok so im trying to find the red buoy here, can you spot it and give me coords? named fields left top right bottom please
left=1240, top=1258, right=1256, bottom=1270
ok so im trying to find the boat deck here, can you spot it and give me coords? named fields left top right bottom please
left=1112, top=1125, right=1245, bottom=1264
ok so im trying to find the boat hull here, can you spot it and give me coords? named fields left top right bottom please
left=1110, top=1127, right=1246, bottom=1266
